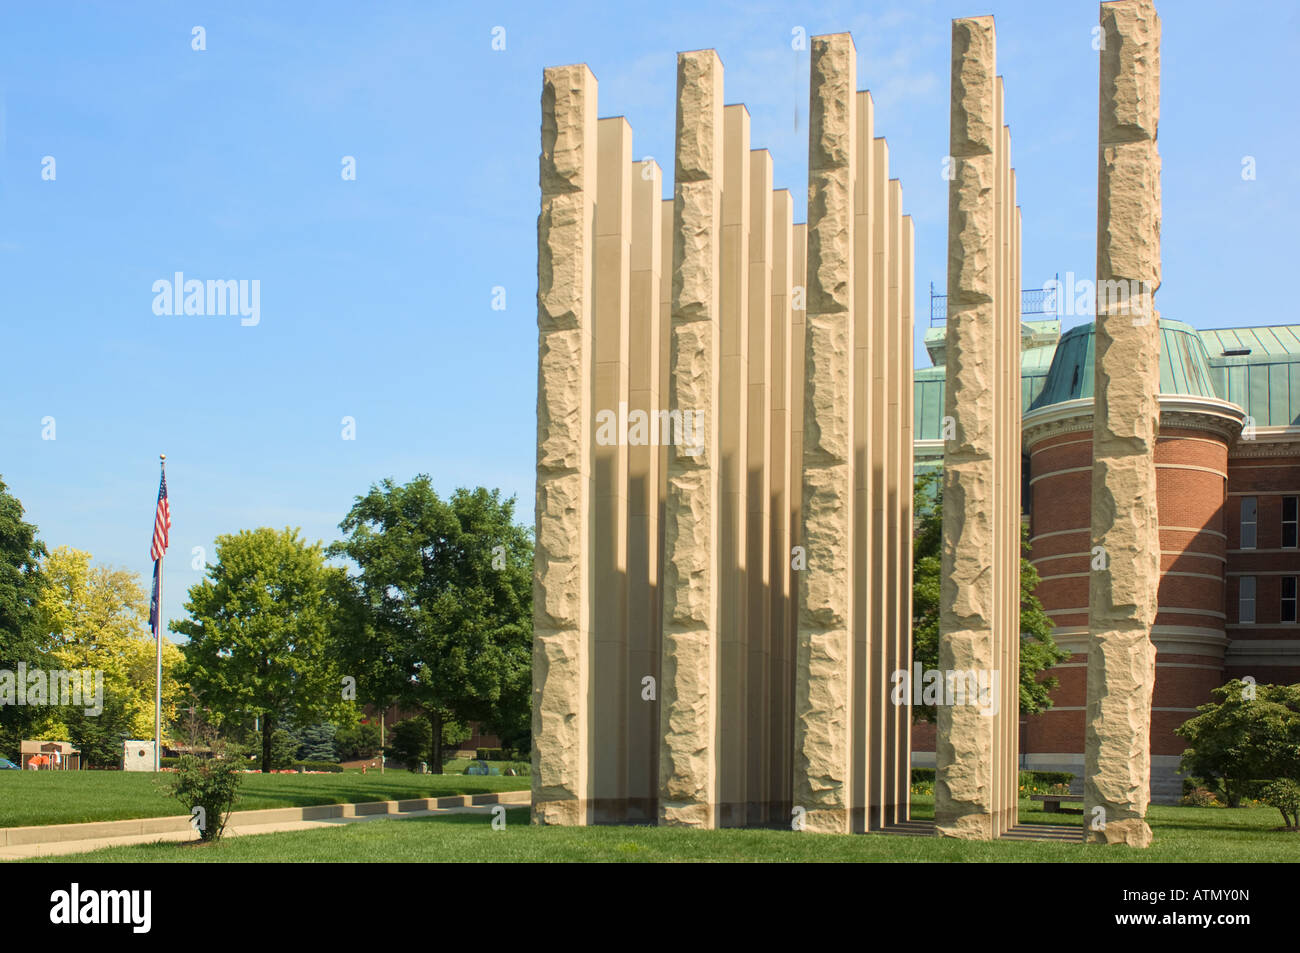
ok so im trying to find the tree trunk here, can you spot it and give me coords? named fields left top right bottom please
left=261, top=713, right=274, bottom=773
left=430, top=709, right=443, bottom=775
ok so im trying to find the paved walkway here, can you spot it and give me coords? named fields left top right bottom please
left=0, top=790, right=531, bottom=860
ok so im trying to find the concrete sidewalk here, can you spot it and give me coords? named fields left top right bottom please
left=0, top=790, right=531, bottom=860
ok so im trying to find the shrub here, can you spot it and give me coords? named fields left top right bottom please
left=910, top=767, right=935, bottom=785
left=1259, top=779, right=1300, bottom=830
left=165, top=742, right=246, bottom=842
left=1181, top=787, right=1219, bottom=808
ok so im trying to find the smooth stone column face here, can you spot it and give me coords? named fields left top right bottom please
left=787, top=221, right=806, bottom=817
left=851, top=92, right=875, bottom=834
left=769, top=189, right=795, bottom=820
left=868, top=136, right=890, bottom=828
left=885, top=177, right=904, bottom=825
left=899, top=213, right=916, bottom=819
left=937, top=15, right=998, bottom=841
left=1086, top=0, right=1162, bottom=849
left=534, top=64, right=598, bottom=826
left=795, top=32, right=856, bottom=835
left=745, top=149, right=774, bottom=826
left=627, top=157, right=664, bottom=822
left=718, top=103, right=751, bottom=827
left=592, top=116, right=633, bottom=823
left=660, top=49, right=724, bottom=829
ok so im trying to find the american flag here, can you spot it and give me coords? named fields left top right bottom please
left=149, top=467, right=170, bottom=639
left=150, top=468, right=170, bottom=561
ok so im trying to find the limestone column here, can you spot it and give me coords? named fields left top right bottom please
left=769, top=188, right=795, bottom=821
left=592, top=116, right=632, bottom=824
left=627, top=156, right=664, bottom=822
left=533, top=64, right=598, bottom=826
left=851, top=91, right=875, bottom=834
left=787, top=220, right=807, bottom=819
left=659, top=49, right=724, bottom=829
left=868, top=136, right=891, bottom=828
left=794, top=32, right=857, bottom=834
left=718, top=103, right=751, bottom=827
left=1085, top=0, right=1162, bottom=848
left=746, top=149, right=774, bottom=826
left=936, top=15, right=998, bottom=840
left=885, top=177, right=904, bottom=825
left=898, top=213, right=916, bottom=818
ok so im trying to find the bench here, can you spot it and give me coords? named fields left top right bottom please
left=1031, top=793, right=1083, bottom=813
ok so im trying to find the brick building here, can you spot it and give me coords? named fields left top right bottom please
left=913, top=314, right=1300, bottom=801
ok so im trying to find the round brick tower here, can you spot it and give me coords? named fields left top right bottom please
left=1021, top=319, right=1244, bottom=802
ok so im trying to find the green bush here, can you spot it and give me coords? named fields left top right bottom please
left=165, top=742, right=246, bottom=842
left=1181, top=787, right=1219, bottom=808
left=477, top=747, right=518, bottom=761
left=910, top=767, right=935, bottom=784
left=1259, top=779, right=1300, bottom=829
left=292, top=760, right=344, bottom=773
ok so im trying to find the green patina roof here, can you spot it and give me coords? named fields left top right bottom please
left=912, top=321, right=1300, bottom=443
left=1027, top=318, right=1219, bottom=411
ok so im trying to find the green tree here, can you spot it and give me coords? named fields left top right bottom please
left=0, top=476, right=46, bottom=756
left=1175, top=679, right=1300, bottom=807
left=911, top=471, right=1068, bottom=722
left=330, top=478, right=532, bottom=773
left=34, top=547, right=185, bottom=745
left=175, top=527, right=347, bottom=772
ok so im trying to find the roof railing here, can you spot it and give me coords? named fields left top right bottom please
left=929, top=274, right=1061, bottom=327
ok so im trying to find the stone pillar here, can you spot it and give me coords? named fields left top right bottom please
left=627, top=156, right=664, bottom=822
left=787, top=219, right=807, bottom=818
left=794, top=32, right=857, bottom=834
left=533, top=64, right=598, bottom=826
left=851, top=91, right=875, bottom=834
left=868, top=136, right=890, bottom=829
left=898, top=212, right=916, bottom=819
left=592, top=116, right=633, bottom=824
left=718, top=103, right=751, bottom=827
left=769, top=188, right=795, bottom=822
left=885, top=176, right=905, bottom=826
left=936, top=15, right=998, bottom=840
left=659, top=48, right=724, bottom=829
left=1085, top=0, right=1162, bottom=848
left=746, top=149, right=774, bottom=826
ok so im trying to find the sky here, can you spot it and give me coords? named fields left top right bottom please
left=1, top=0, right=1296, bottom=635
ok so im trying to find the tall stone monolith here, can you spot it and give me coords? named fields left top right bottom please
left=533, top=64, right=597, bottom=826
left=1085, top=0, right=1162, bottom=848
left=936, top=15, right=998, bottom=840
left=794, top=32, right=857, bottom=834
left=659, top=48, right=724, bottom=829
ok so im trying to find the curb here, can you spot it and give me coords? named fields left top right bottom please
left=0, top=789, right=532, bottom=847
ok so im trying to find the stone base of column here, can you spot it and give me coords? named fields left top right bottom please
left=659, top=801, right=717, bottom=828
left=532, top=798, right=588, bottom=826
left=1087, top=817, right=1153, bottom=847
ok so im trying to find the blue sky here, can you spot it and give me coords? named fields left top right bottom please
left=1, top=0, right=1295, bottom=635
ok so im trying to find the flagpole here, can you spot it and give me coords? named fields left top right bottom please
left=155, top=453, right=165, bottom=773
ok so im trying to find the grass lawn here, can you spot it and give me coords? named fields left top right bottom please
left=0, top=770, right=530, bottom=829
left=20, top=796, right=1299, bottom=862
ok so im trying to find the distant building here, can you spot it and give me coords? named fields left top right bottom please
left=912, top=305, right=1300, bottom=802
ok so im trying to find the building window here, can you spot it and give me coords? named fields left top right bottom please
left=1241, top=497, right=1257, bottom=549
left=1284, top=497, right=1298, bottom=549
left=1284, top=577, right=1298, bottom=624
left=1240, top=576, right=1256, bottom=624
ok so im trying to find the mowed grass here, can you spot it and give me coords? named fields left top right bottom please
left=0, top=770, right=529, bottom=829
left=21, top=797, right=1300, bottom=862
